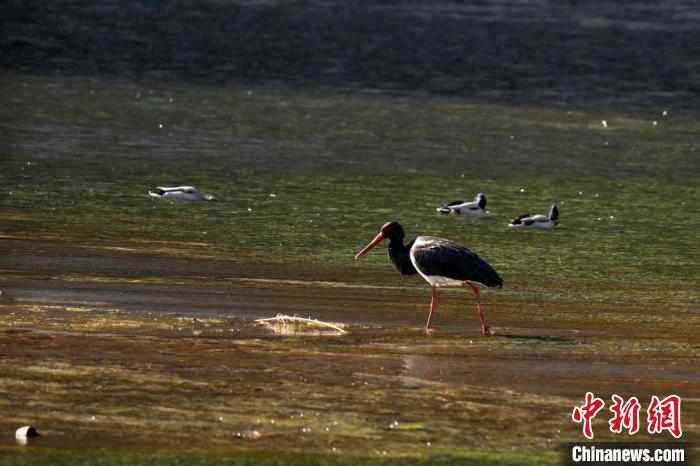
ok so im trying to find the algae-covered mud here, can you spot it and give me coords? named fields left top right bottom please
left=1, top=1, right=700, bottom=464
left=1, top=75, right=698, bottom=465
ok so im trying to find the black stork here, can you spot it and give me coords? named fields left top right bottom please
left=354, top=222, right=502, bottom=335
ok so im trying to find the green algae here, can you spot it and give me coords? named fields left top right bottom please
left=1, top=74, right=698, bottom=463
left=1, top=75, right=699, bottom=292
left=0, top=447, right=560, bottom=466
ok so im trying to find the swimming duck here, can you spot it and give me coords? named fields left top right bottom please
left=437, top=193, right=487, bottom=217
left=148, top=186, right=214, bottom=200
left=509, top=205, right=558, bottom=228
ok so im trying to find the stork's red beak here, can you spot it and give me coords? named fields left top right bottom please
left=354, top=231, right=385, bottom=260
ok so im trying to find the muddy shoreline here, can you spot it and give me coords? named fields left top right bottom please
left=1, top=220, right=698, bottom=463
left=1, top=61, right=698, bottom=462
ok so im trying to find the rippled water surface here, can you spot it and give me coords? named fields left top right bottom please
left=1, top=73, right=698, bottom=465
left=1, top=1, right=699, bottom=464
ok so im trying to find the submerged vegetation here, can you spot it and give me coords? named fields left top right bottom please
left=1, top=75, right=698, bottom=463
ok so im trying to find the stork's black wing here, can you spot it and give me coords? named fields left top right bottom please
left=411, top=236, right=503, bottom=288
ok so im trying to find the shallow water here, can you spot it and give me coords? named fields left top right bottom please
left=2, top=75, right=699, bottom=289
left=2, top=0, right=700, bottom=456
left=1, top=73, right=698, bottom=464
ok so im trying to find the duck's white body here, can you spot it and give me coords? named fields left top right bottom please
left=148, top=186, right=214, bottom=200
left=509, top=205, right=559, bottom=229
left=437, top=193, right=486, bottom=217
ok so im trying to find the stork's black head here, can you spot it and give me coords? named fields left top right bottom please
left=355, top=221, right=405, bottom=260
left=380, top=221, right=405, bottom=242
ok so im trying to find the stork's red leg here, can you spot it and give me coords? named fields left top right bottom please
left=465, top=281, right=491, bottom=335
left=425, top=286, right=437, bottom=330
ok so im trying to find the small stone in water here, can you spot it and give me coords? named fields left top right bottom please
left=15, top=426, right=38, bottom=438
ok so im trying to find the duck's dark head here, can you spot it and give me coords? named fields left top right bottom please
left=354, top=221, right=405, bottom=260
left=549, top=205, right=559, bottom=223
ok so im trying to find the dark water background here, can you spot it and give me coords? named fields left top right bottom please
left=1, top=2, right=699, bottom=465
left=3, top=0, right=700, bottom=106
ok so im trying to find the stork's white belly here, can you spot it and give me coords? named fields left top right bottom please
left=422, top=275, right=464, bottom=287
left=409, top=238, right=466, bottom=287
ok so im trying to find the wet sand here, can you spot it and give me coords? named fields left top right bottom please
left=1, top=235, right=698, bottom=463
left=2, top=2, right=699, bottom=458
